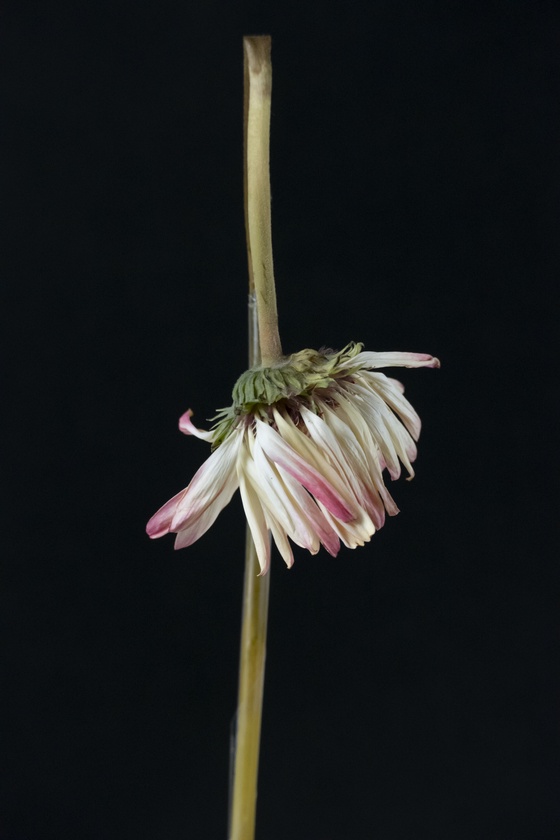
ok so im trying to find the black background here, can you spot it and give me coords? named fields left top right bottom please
left=3, top=2, right=559, bottom=838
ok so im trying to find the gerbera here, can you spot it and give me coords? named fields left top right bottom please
left=146, top=342, right=440, bottom=574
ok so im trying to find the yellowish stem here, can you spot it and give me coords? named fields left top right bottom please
left=229, top=525, right=270, bottom=840
left=229, top=35, right=277, bottom=840
left=243, top=35, right=282, bottom=366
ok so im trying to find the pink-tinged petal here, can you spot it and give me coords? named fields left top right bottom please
left=248, top=437, right=320, bottom=553
left=301, top=404, right=370, bottom=503
left=146, top=488, right=188, bottom=539
left=275, top=464, right=341, bottom=557
left=173, top=486, right=236, bottom=549
left=272, top=409, right=360, bottom=521
left=171, top=429, right=241, bottom=531
left=309, top=403, right=387, bottom=530
left=237, top=443, right=271, bottom=575
left=178, top=409, right=216, bottom=441
left=340, top=351, right=440, bottom=370
left=245, top=430, right=338, bottom=558
left=247, top=422, right=340, bottom=556
left=256, top=416, right=354, bottom=523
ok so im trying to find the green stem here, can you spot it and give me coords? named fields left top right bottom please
left=228, top=35, right=277, bottom=840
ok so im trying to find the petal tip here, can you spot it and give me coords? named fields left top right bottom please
left=178, top=408, right=193, bottom=425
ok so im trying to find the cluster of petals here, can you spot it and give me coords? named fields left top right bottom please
left=146, top=349, right=440, bottom=574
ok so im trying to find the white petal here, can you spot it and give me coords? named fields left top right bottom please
left=343, top=380, right=417, bottom=479
left=318, top=503, right=374, bottom=549
left=237, top=440, right=271, bottom=575
left=358, top=371, right=422, bottom=440
left=331, top=391, right=400, bottom=517
left=387, top=376, right=405, bottom=394
left=341, top=383, right=404, bottom=479
left=339, top=351, right=440, bottom=370
left=266, top=515, right=295, bottom=568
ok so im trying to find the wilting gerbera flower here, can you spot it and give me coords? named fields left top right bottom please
left=147, top=343, right=439, bottom=574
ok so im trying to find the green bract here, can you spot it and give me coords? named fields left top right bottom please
left=210, top=342, right=363, bottom=448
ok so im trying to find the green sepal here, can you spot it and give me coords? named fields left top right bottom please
left=210, top=341, right=363, bottom=448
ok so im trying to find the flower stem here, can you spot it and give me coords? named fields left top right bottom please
left=228, top=35, right=276, bottom=840
left=243, top=35, right=282, bottom=367
left=229, top=523, right=270, bottom=840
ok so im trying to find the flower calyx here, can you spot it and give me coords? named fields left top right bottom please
left=211, top=342, right=363, bottom=448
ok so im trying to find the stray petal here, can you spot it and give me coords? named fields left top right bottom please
left=178, top=409, right=216, bottom=441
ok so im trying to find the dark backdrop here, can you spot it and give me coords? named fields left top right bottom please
left=3, top=2, right=559, bottom=838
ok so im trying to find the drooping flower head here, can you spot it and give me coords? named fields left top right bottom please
left=147, top=342, right=440, bottom=574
